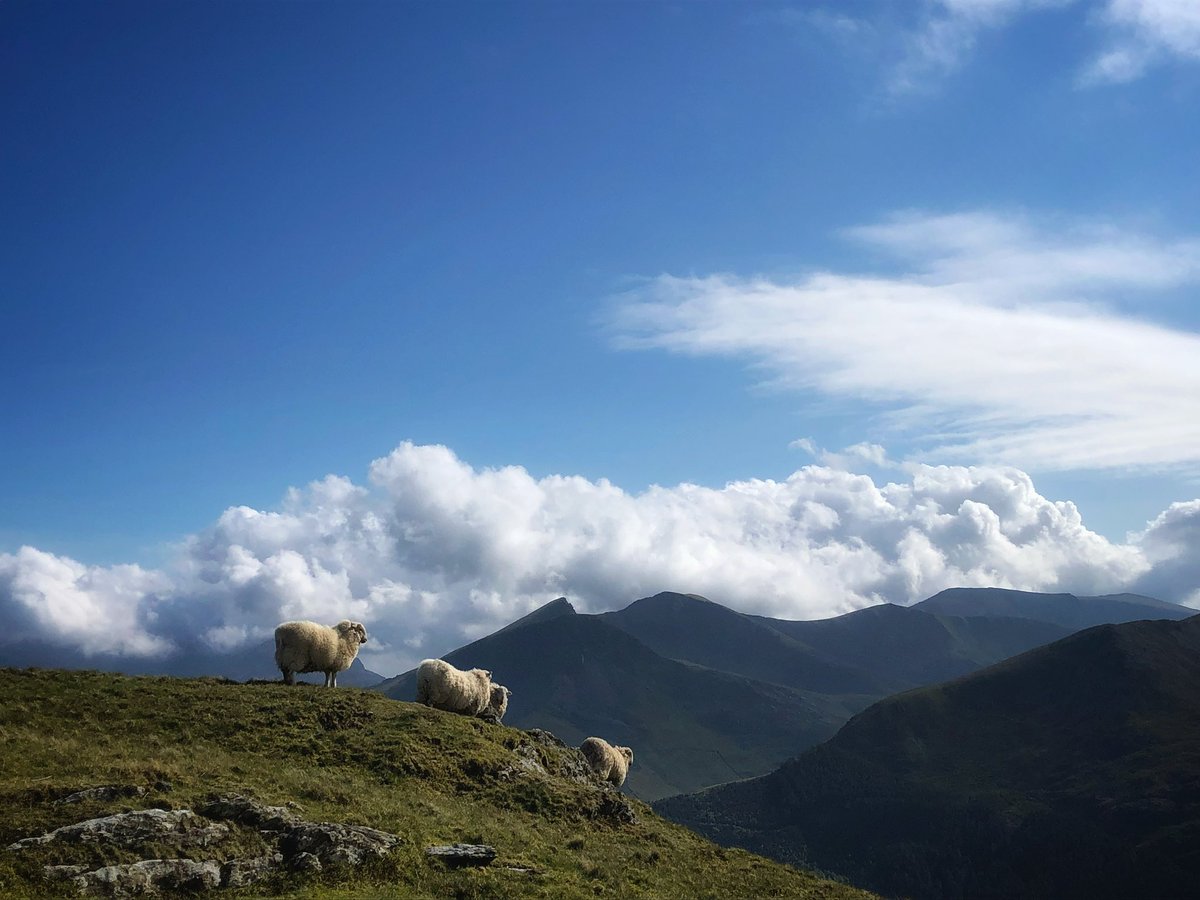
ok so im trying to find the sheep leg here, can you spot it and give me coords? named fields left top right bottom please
left=281, top=669, right=294, bottom=686
left=325, top=671, right=335, bottom=688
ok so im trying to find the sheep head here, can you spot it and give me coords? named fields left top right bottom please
left=336, top=620, right=368, bottom=644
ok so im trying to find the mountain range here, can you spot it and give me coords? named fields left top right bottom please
left=655, top=612, right=1200, bottom=899
left=375, top=588, right=1190, bottom=800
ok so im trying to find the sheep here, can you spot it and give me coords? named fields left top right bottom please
left=415, top=658, right=493, bottom=716
left=580, top=736, right=634, bottom=788
left=274, top=620, right=368, bottom=688
left=479, top=683, right=511, bottom=723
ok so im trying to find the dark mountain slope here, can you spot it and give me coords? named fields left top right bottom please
left=656, top=613, right=1200, bottom=900
left=757, top=602, right=1071, bottom=688
left=914, top=586, right=1192, bottom=630
left=600, top=592, right=895, bottom=695
left=378, top=610, right=856, bottom=800
left=491, top=595, right=577, bottom=636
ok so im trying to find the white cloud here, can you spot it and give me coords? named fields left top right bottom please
left=3, top=441, right=1195, bottom=676
left=1082, top=0, right=1200, bottom=84
left=888, top=0, right=1046, bottom=96
left=610, top=210, right=1200, bottom=473
left=1130, top=499, right=1200, bottom=607
left=795, top=0, right=1200, bottom=94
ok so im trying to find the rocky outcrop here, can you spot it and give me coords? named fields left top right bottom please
left=8, top=794, right=402, bottom=895
left=501, top=729, right=640, bottom=825
left=279, top=820, right=402, bottom=867
left=50, top=859, right=223, bottom=895
left=7, top=809, right=229, bottom=852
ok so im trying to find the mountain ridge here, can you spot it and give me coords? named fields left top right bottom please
left=655, top=613, right=1200, bottom=900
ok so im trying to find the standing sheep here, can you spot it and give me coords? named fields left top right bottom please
left=274, top=620, right=368, bottom=688
left=479, top=683, right=511, bottom=723
left=580, top=736, right=634, bottom=787
left=415, top=658, right=493, bottom=716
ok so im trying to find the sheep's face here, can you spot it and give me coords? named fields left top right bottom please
left=618, top=746, right=634, bottom=764
left=337, top=621, right=368, bottom=644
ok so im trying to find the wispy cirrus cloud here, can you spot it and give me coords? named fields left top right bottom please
left=887, top=0, right=1046, bottom=96
left=609, top=210, right=1200, bottom=472
left=791, top=0, right=1200, bottom=94
left=1082, top=0, right=1200, bottom=84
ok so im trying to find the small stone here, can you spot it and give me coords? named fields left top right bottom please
left=425, top=843, right=497, bottom=867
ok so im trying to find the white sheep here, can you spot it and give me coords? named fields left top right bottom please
left=580, top=736, right=634, bottom=788
left=274, top=620, right=368, bottom=688
left=415, top=658, right=493, bottom=716
left=480, top=683, right=511, bottom=723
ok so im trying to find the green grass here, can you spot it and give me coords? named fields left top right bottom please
left=0, top=668, right=874, bottom=899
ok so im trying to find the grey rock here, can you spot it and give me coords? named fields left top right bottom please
left=280, top=821, right=402, bottom=867
left=425, top=843, right=497, bottom=867
left=74, top=858, right=222, bottom=895
left=220, top=852, right=284, bottom=888
left=8, top=808, right=229, bottom=852
left=593, top=791, right=638, bottom=825
left=198, top=794, right=299, bottom=832
left=524, top=728, right=568, bottom=748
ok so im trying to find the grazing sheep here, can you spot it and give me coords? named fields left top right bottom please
left=274, top=620, right=367, bottom=688
left=580, top=737, right=634, bottom=788
left=415, top=658, right=493, bottom=716
left=480, top=683, right=511, bottom=723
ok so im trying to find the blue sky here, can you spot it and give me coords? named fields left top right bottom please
left=3, top=1, right=1200, bottom=674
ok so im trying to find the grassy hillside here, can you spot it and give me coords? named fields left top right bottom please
left=656, top=615, right=1200, bottom=900
left=0, top=667, right=872, bottom=900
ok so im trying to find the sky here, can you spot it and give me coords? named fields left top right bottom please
left=2, top=0, right=1199, bottom=676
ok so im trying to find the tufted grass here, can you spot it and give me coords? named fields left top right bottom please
left=0, top=667, right=873, bottom=899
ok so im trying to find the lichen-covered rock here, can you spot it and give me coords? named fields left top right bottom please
left=7, top=809, right=228, bottom=852
left=72, top=858, right=222, bottom=895
left=279, top=821, right=402, bottom=867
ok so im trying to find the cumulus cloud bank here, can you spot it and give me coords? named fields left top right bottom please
left=610, top=210, right=1200, bottom=472
left=2, top=442, right=1196, bottom=676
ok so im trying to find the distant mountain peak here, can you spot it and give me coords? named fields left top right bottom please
left=492, top=596, right=576, bottom=636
